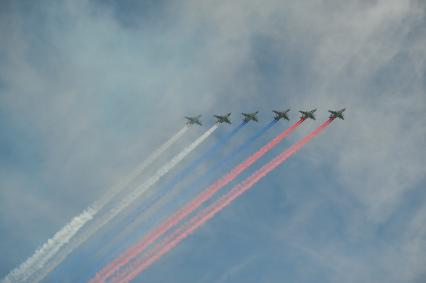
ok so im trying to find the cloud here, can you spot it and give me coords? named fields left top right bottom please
left=0, top=0, right=425, bottom=282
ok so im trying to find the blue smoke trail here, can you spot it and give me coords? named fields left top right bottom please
left=102, top=120, right=278, bottom=264
left=117, top=121, right=247, bottom=232
left=170, top=119, right=279, bottom=208
left=66, top=122, right=247, bottom=282
left=130, top=120, right=277, bottom=226
left=124, top=120, right=276, bottom=238
left=165, top=121, right=247, bottom=189
left=207, top=119, right=278, bottom=182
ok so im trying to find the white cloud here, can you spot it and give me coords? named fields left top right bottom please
left=0, top=0, right=425, bottom=282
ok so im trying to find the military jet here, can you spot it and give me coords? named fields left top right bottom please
left=328, top=108, right=346, bottom=120
left=299, top=109, right=317, bottom=120
left=273, top=109, right=290, bottom=121
left=242, top=111, right=259, bottom=123
left=214, top=113, right=232, bottom=124
left=185, top=115, right=202, bottom=126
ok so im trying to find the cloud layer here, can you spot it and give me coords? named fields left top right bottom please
left=1, top=0, right=425, bottom=282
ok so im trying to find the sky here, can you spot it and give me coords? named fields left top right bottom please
left=1, top=0, right=425, bottom=282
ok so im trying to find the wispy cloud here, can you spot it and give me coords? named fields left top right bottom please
left=0, top=0, right=425, bottom=282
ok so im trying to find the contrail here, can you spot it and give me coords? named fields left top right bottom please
left=92, top=122, right=248, bottom=265
left=112, top=118, right=335, bottom=282
left=29, top=125, right=218, bottom=283
left=91, top=119, right=304, bottom=283
left=209, top=120, right=278, bottom=177
left=91, top=126, right=189, bottom=211
left=98, top=120, right=277, bottom=262
left=167, top=121, right=247, bottom=190
left=1, top=126, right=188, bottom=283
left=0, top=209, right=95, bottom=283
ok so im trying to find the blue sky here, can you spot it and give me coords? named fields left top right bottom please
left=1, top=0, right=426, bottom=282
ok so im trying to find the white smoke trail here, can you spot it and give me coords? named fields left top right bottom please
left=29, top=124, right=218, bottom=283
left=91, top=126, right=189, bottom=212
left=2, top=126, right=188, bottom=283
left=1, top=208, right=94, bottom=283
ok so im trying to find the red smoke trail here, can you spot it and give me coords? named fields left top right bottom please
left=114, top=118, right=334, bottom=283
left=91, top=119, right=305, bottom=283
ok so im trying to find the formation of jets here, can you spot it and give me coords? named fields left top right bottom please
left=185, top=108, right=345, bottom=125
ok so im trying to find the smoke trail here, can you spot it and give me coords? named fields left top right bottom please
left=29, top=125, right=217, bottom=283
left=91, top=119, right=303, bottom=283
left=1, top=209, right=95, bottom=283
left=91, top=126, right=189, bottom=211
left=113, top=118, right=334, bottom=282
left=167, top=121, right=247, bottom=188
left=92, top=122, right=248, bottom=265
left=1, top=127, right=188, bottom=283
left=210, top=120, right=278, bottom=175
left=100, top=120, right=276, bottom=260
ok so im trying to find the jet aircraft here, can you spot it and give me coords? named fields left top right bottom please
left=185, top=115, right=202, bottom=126
left=299, top=109, right=317, bottom=120
left=273, top=109, right=290, bottom=121
left=328, top=108, right=346, bottom=120
left=242, top=111, right=259, bottom=123
left=214, top=113, right=232, bottom=124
